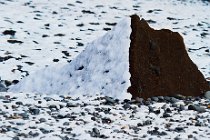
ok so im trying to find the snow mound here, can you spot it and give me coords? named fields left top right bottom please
left=9, top=17, right=132, bottom=100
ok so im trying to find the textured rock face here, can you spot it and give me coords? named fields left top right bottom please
left=128, top=15, right=210, bottom=99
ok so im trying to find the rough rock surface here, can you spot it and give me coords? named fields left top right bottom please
left=128, top=15, right=210, bottom=99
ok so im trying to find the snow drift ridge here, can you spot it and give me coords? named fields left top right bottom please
left=9, top=17, right=132, bottom=100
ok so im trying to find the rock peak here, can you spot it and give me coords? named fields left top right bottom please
left=128, top=15, right=209, bottom=99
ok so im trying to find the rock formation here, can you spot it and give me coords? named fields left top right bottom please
left=9, top=15, right=210, bottom=99
left=128, top=15, right=209, bottom=99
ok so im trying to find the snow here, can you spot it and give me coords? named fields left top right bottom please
left=0, top=0, right=209, bottom=82
left=9, top=17, right=132, bottom=100
left=0, top=0, right=210, bottom=140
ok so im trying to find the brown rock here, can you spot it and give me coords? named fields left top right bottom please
left=128, top=15, right=210, bottom=99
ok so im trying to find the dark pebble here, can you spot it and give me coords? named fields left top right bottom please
left=173, top=94, right=185, bottom=100
left=138, top=120, right=152, bottom=126
left=151, top=97, right=159, bottom=102
left=53, top=59, right=59, bottom=62
left=162, top=113, right=171, bottom=118
left=157, top=96, right=165, bottom=102
left=144, top=101, right=151, bottom=106
left=101, top=117, right=112, bottom=124
left=63, top=122, right=70, bottom=126
left=104, top=96, right=116, bottom=105
left=49, top=105, right=59, bottom=110
left=165, top=108, right=172, bottom=113
left=90, top=128, right=100, bottom=138
left=175, top=127, right=185, bottom=132
left=2, top=100, right=11, bottom=103
left=3, top=30, right=16, bottom=36
left=188, top=134, right=193, bottom=138
left=42, top=34, right=49, bottom=38
left=29, top=107, right=40, bottom=115
left=39, top=118, right=46, bottom=123
left=28, top=131, right=39, bottom=137
left=122, top=103, right=131, bottom=110
left=54, top=33, right=65, bottom=37
left=179, top=104, right=185, bottom=111
left=204, top=91, right=210, bottom=99
left=170, top=97, right=179, bottom=103
left=15, top=101, right=23, bottom=105
left=195, top=121, right=203, bottom=126
left=134, top=97, right=144, bottom=105
left=44, top=97, right=53, bottom=101
left=16, top=122, right=24, bottom=126
left=12, top=136, right=20, bottom=140
left=99, top=134, right=109, bottom=139
left=188, top=104, right=206, bottom=113
left=40, top=128, right=51, bottom=134
left=7, top=40, right=23, bottom=44
left=66, top=102, right=78, bottom=107
left=154, top=109, right=161, bottom=114
left=147, top=127, right=167, bottom=136
left=61, top=136, right=71, bottom=140
left=19, top=113, right=29, bottom=120
left=148, top=105, right=154, bottom=112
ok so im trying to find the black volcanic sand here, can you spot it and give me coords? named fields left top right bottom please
left=128, top=15, right=210, bottom=99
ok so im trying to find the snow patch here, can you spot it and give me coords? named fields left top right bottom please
left=9, top=17, right=132, bottom=100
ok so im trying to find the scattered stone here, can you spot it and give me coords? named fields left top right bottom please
left=19, top=113, right=29, bottom=120
left=137, top=120, right=152, bottom=126
left=39, top=128, right=51, bottom=134
left=148, top=105, right=154, bottom=112
left=101, top=117, right=112, bottom=124
left=7, top=39, right=23, bottom=44
left=66, top=102, right=78, bottom=107
left=0, top=82, right=7, bottom=92
left=39, top=118, right=46, bottom=123
left=103, top=27, right=111, bottom=31
left=104, top=96, right=116, bottom=105
left=42, top=34, right=49, bottom=38
left=53, top=59, right=59, bottom=62
left=15, top=101, right=23, bottom=105
left=24, top=62, right=34, bottom=65
left=147, top=127, right=167, bottom=136
left=82, top=10, right=95, bottom=14
left=77, top=42, right=84, bottom=46
left=162, top=113, right=171, bottom=118
left=174, top=127, right=185, bottom=132
left=151, top=97, right=159, bottom=102
left=43, top=96, right=53, bottom=101
left=165, top=108, right=172, bottom=113
left=54, top=33, right=65, bottom=37
left=122, top=103, right=131, bottom=110
left=90, top=128, right=100, bottom=138
left=204, top=91, right=210, bottom=99
left=63, top=122, right=70, bottom=126
left=188, top=104, right=206, bottom=113
left=29, top=107, right=40, bottom=115
left=173, top=94, right=186, bottom=100
left=179, top=104, right=185, bottom=111
left=12, top=136, right=20, bottom=140
left=3, top=30, right=16, bottom=36
left=157, top=96, right=165, bottom=102
left=28, top=131, right=39, bottom=137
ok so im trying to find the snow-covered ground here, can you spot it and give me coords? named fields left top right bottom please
left=0, top=0, right=209, bottom=82
left=0, top=0, right=210, bottom=139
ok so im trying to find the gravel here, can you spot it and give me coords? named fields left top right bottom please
left=0, top=92, right=209, bottom=139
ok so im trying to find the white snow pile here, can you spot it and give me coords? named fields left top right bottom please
left=9, top=17, right=132, bottom=100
